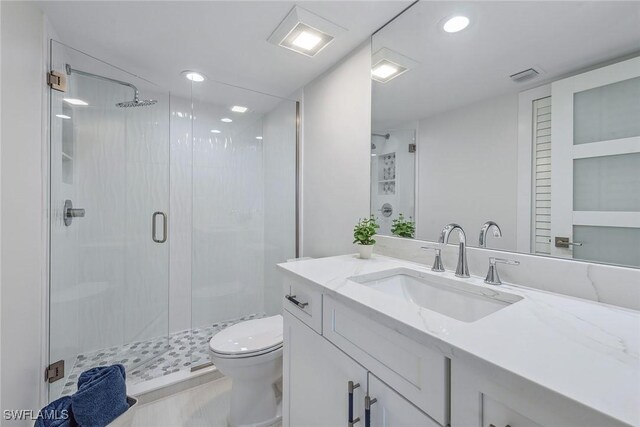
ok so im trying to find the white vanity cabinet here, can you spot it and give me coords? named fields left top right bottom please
left=283, top=310, right=368, bottom=426
left=282, top=274, right=630, bottom=427
left=367, top=374, right=440, bottom=427
left=283, top=310, right=439, bottom=427
left=451, top=360, right=626, bottom=427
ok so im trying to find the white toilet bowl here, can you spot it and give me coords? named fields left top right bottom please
left=209, top=315, right=283, bottom=427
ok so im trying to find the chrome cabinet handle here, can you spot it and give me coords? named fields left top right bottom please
left=555, top=236, right=583, bottom=248
left=285, top=294, right=308, bottom=309
left=364, top=395, right=377, bottom=427
left=348, top=381, right=361, bottom=425
left=152, top=212, right=167, bottom=243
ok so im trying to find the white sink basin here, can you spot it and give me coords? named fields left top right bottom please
left=348, top=268, right=523, bottom=322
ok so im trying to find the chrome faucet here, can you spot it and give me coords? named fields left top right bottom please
left=439, top=223, right=469, bottom=278
left=479, top=221, right=502, bottom=248
left=484, top=257, right=520, bottom=285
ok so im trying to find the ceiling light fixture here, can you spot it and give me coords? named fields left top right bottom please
left=443, top=16, right=470, bottom=33
left=279, top=23, right=333, bottom=57
left=182, top=71, right=205, bottom=82
left=256, top=136, right=263, bottom=140
left=231, top=106, right=248, bottom=113
left=371, top=59, right=408, bottom=84
left=56, top=114, right=71, bottom=119
left=268, top=6, right=345, bottom=57
left=370, top=48, right=416, bottom=84
left=63, top=98, right=88, bottom=106
left=221, top=118, right=232, bottom=123
left=210, top=129, right=221, bottom=134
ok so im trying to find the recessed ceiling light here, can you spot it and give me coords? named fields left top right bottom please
left=231, top=106, right=248, bottom=113
left=371, top=59, right=408, bottom=83
left=292, top=31, right=322, bottom=51
left=268, top=6, right=345, bottom=58
left=56, top=114, right=71, bottom=119
left=182, top=71, right=205, bottom=82
left=256, top=136, right=263, bottom=140
left=443, top=16, right=470, bottom=33
left=210, top=129, right=221, bottom=134
left=279, top=23, right=333, bottom=57
left=63, top=98, right=88, bottom=106
left=221, top=118, right=232, bottom=123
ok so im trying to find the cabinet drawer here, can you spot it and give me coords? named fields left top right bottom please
left=323, top=295, right=449, bottom=426
left=283, top=278, right=322, bottom=334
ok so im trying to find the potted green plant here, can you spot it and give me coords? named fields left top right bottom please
left=391, top=214, right=415, bottom=239
left=353, top=215, right=380, bottom=259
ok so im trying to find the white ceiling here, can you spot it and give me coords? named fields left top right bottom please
left=37, top=1, right=410, bottom=102
left=372, top=1, right=640, bottom=130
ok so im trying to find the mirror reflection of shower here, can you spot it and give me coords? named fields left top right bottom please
left=371, top=132, right=390, bottom=150
left=370, top=130, right=416, bottom=236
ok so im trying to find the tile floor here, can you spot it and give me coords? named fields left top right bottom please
left=59, top=313, right=263, bottom=397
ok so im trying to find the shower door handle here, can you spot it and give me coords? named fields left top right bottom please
left=152, top=212, right=167, bottom=243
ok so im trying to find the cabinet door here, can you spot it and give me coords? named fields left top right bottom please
left=451, top=361, right=626, bottom=427
left=367, top=374, right=440, bottom=427
left=283, top=310, right=368, bottom=427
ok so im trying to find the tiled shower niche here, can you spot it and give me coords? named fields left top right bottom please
left=378, top=152, right=396, bottom=195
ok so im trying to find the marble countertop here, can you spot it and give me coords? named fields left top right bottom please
left=278, top=254, right=640, bottom=426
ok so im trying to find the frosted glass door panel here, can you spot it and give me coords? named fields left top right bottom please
left=573, top=226, right=640, bottom=267
left=189, top=77, right=297, bottom=370
left=573, top=153, right=640, bottom=211
left=573, top=76, right=640, bottom=145
left=49, top=41, right=170, bottom=400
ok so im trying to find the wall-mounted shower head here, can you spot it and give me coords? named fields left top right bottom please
left=372, top=132, right=390, bottom=140
left=116, top=93, right=158, bottom=108
left=66, top=64, right=157, bottom=108
left=116, top=99, right=157, bottom=108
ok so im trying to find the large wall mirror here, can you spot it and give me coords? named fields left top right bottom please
left=371, top=1, right=640, bottom=268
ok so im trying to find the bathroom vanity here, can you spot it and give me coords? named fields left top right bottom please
left=278, top=255, right=639, bottom=427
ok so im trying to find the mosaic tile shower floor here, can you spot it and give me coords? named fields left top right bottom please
left=59, top=313, right=263, bottom=397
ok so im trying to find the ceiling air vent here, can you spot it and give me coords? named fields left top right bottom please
left=510, top=68, right=540, bottom=83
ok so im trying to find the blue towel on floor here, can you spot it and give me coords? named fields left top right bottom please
left=34, top=395, right=76, bottom=427
left=71, top=364, right=129, bottom=427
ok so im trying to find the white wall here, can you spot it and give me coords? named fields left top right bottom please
left=301, top=42, right=372, bottom=257
left=263, top=100, right=297, bottom=315
left=416, top=93, right=519, bottom=250
left=0, top=1, right=46, bottom=422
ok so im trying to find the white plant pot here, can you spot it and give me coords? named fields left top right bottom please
left=357, top=244, right=374, bottom=259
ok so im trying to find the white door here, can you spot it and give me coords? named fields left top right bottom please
left=550, top=56, right=640, bottom=266
left=283, top=311, right=368, bottom=427
left=366, top=374, right=440, bottom=427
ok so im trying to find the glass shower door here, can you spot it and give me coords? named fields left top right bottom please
left=48, top=41, right=170, bottom=400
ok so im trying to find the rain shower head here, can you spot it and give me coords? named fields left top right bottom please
left=116, top=97, right=157, bottom=108
left=66, top=63, right=157, bottom=108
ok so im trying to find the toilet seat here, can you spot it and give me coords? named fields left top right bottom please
left=209, top=315, right=283, bottom=359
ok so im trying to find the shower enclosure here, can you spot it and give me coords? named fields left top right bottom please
left=47, top=41, right=297, bottom=400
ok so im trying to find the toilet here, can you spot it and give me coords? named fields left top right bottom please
left=209, top=315, right=283, bottom=427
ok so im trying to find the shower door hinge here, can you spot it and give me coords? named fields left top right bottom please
left=409, top=143, right=416, bottom=153
left=47, top=71, right=67, bottom=92
left=45, top=360, right=65, bottom=383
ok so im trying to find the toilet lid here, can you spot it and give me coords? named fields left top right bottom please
left=209, top=315, right=283, bottom=357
